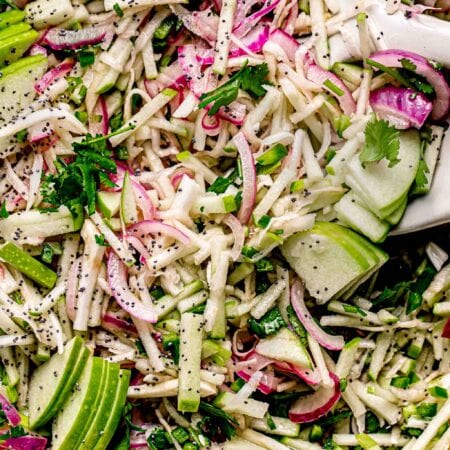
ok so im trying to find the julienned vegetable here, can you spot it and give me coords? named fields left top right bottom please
left=0, top=0, right=449, bottom=448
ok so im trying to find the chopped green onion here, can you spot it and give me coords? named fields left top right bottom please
left=429, top=386, right=448, bottom=399
left=324, top=79, right=345, bottom=97
left=113, top=2, right=124, bottom=16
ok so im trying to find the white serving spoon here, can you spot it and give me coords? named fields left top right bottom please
left=391, top=125, right=450, bottom=234
left=328, top=0, right=450, bottom=234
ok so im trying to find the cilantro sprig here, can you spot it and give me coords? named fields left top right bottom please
left=41, top=128, right=132, bottom=216
left=359, top=118, right=400, bottom=168
left=199, top=62, right=272, bottom=116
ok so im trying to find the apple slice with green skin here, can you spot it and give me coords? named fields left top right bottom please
left=0, top=205, right=84, bottom=245
left=282, top=222, right=383, bottom=304
left=335, top=192, right=390, bottom=243
left=73, top=359, right=113, bottom=448
left=120, top=171, right=138, bottom=225
left=0, top=242, right=57, bottom=289
left=0, top=29, right=39, bottom=67
left=97, top=191, right=121, bottom=219
left=51, top=357, right=106, bottom=450
left=78, top=363, right=120, bottom=449
left=345, top=130, right=420, bottom=219
left=0, top=23, right=33, bottom=42
left=28, top=336, right=87, bottom=429
left=0, top=10, right=26, bottom=29
left=385, top=196, right=407, bottom=226
left=256, top=328, right=312, bottom=369
left=93, top=369, right=131, bottom=450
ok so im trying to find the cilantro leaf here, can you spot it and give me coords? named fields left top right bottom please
left=400, top=58, right=417, bottom=72
left=199, top=62, right=271, bottom=116
left=359, top=118, right=400, bottom=168
left=198, top=401, right=238, bottom=441
left=41, top=132, right=125, bottom=215
left=414, top=159, right=429, bottom=189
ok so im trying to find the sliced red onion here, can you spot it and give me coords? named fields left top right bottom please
left=102, top=311, right=138, bottom=336
left=268, top=29, right=299, bottom=63
left=43, top=27, right=106, bottom=50
left=274, top=360, right=321, bottom=386
left=170, top=168, right=194, bottom=190
left=232, top=330, right=259, bottom=358
left=368, top=49, right=450, bottom=120
left=0, top=394, right=21, bottom=426
left=29, top=44, right=47, bottom=56
left=233, top=132, right=256, bottom=224
left=235, top=352, right=280, bottom=394
left=305, top=55, right=356, bottom=115
left=288, top=372, right=341, bottom=423
left=107, top=252, right=158, bottom=323
left=127, top=220, right=190, bottom=245
left=234, top=0, right=281, bottom=38
left=290, top=281, right=345, bottom=351
left=100, top=96, right=109, bottom=136
left=35, top=59, right=74, bottom=94
left=28, top=123, right=54, bottom=143
left=195, top=23, right=270, bottom=66
left=172, top=5, right=218, bottom=45
left=125, top=236, right=152, bottom=263
left=237, top=370, right=278, bottom=394
left=370, top=86, right=433, bottom=129
left=201, top=111, right=221, bottom=131
left=131, top=181, right=155, bottom=220
left=233, top=0, right=260, bottom=27
left=223, top=214, right=245, bottom=261
left=1, top=436, right=47, bottom=450
left=442, top=318, right=450, bottom=338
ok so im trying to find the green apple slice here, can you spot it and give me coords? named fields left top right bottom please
left=0, top=242, right=57, bottom=288
left=0, top=22, right=32, bottom=42
left=73, top=359, right=112, bottom=448
left=345, top=130, right=420, bottom=218
left=0, top=9, right=26, bottom=29
left=384, top=195, right=408, bottom=226
left=256, top=328, right=312, bottom=368
left=282, top=222, right=386, bottom=304
left=120, top=171, right=138, bottom=225
left=0, top=29, right=39, bottom=67
left=282, top=226, right=368, bottom=304
left=97, top=191, right=121, bottom=219
left=0, top=205, right=83, bottom=245
left=93, top=369, right=131, bottom=450
left=28, top=336, right=87, bottom=429
left=335, top=192, right=390, bottom=243
left=51, top=357, right=105, bottom=450
left=79, top=363, right=120, bottom=449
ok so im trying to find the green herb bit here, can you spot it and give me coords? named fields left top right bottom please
left=248, top=307, right=286, bottom=337
left=199, top=62, right=272, bottom=116
left=0, top=201, right=8, bottom=218
left=78, top=50, right=95, bottom=67
left=41, top=243, right=54, bottom=264
left=15, top=129, right=28, bottom=143
left=113, top=2, right=124, bottom=16
left=324, top=79, right=344, bottom=96
left=256, top=144, right=288, bottom=166
left=359, top=118, right=400, bottom=168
